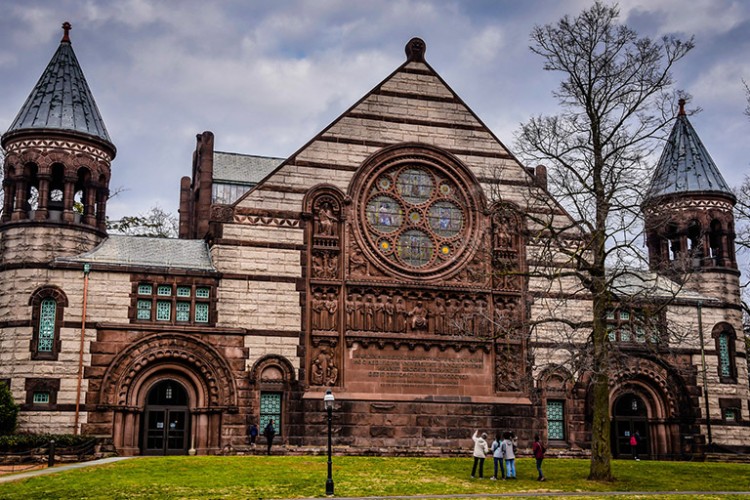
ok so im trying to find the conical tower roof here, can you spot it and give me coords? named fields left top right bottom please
left=2, top=22, right=112, bottom=146
left=645, top=100, right=732, bottom=202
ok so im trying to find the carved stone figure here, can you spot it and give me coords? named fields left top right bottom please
left=324, top=293, right=338, bottom=330
left=493, top=213, right=514, bottom=249
left=409, top=301, right=428, bottom=331
left=433, top=298, right=446, bottom=334
left=312, top=292, right=324, bottom=330
left=394, top=296, right=407, bottom=332
left=496, top=347, right=522, bottom=392
left=311, top=358, right=325, bottom=385
left=326, top=361, right=339, bottom=386
left=383, top=296, right=395, bottom=331
left=316, top=202, right=337, bottom=237
left=364, top=295, right=375, bottom=331
left=346, top=294, right=357, bottom=330
left=349, top=246, right=369, bottom=276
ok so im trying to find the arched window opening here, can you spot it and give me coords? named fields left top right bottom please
left=28, top=186, right=39, bottom=212
left=712, top=323, right=737, bottom=383
left=686, top=220, right=702, bottom=267
left=709, top=219, right=723, bottom=264
left=48, top=163, right=66, bottom=219
left=29, top=286, right=68, bottom=360
left=666, top=223, right=681, bottom=262
left=22, top=163, right=39, bottom=215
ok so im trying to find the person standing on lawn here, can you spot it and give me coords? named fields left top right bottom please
left=264, top=419, right=276, bottom=455
left=501, top=431, right=516, bottom=479
left=248, top=422, right=258, bottom=447
left=471, top=430, right=489, bottom=479
left=532, top=434, right=546, bottom=481
left=490, top=433, right=505, bottom=480
left=630, top=431, right=640, bottom=461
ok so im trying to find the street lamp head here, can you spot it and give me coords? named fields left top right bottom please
left=324, top=389, right=334, bottom=410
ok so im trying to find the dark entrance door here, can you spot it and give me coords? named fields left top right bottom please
left=142, top=380, right=190, bottom=456
left=611, top=393, right=649, bottom=459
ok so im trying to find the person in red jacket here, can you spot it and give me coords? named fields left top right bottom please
left=532, top=434, right=546, bottom=481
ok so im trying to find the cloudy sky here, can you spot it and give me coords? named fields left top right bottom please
left=1, top=0, right=749, bottom=221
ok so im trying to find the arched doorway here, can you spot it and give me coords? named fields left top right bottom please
left=611, top=393, right=649, bottom=459
left=141, top=380, right=190, bottom=456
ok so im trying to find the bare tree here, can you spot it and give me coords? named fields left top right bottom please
left=514, top=2, right=693, bottom=480
left=108, top=205, right=178, bottom=238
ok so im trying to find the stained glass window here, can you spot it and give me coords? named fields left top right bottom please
left=33, top=392, right=50, bottom=404
left=195, top=303, right=209, bottom=323
left=397, top=230, right=434, bottom=267
left=718, top=333, right=731, bottom=377
left=260, top=392, right=282, bottom=435
left=156, top=301, right=171, bottom=321
left=177, top=286, right=191, bottom=297
left=38, top=298, right=56, bottom=352
left=547, top=400, right=565, bottom=440
left=428, top=201, right=463, bottom=237
left=137, top=299, right=152, bottom=320
left=366, top=195, right=402, bottom=233
left=396, top=168, right=433, bottom=205
left=176, top=302, right=190, bottom=322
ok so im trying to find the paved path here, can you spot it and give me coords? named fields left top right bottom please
left=0, top=456, right=134, bottom=484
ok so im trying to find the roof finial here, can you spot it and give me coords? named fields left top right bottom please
left=61, top=22, right=72, bottom=43
left=678, top=98, right=686, bottom=116
left=405, top=37, right=426, bottom=63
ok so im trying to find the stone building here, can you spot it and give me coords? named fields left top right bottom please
left=1, top=25, right=748, bottom=457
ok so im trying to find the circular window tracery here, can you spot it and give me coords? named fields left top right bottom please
left=353, top=147, right=481, bottom=278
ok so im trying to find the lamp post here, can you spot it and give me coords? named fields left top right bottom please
left=324, top=389, right=335, bottom=496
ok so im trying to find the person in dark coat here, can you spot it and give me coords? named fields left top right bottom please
left=532, top=434, right=546, bottom=481
left=248, top=423, right=258, bottom=447
left=264, top=419, right=276, bottom=455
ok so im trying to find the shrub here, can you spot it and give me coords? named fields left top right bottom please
left=0, top=382, right=19, bottom=436
left=0, top=433, right=93, bottom=452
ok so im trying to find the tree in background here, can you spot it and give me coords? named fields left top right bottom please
left=107, top=205, right=178, bottom=238
left=0, top=382, right=18, bottom=436
left=515, top=2, right=692, bottom=480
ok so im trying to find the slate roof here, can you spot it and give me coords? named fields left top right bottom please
left=213, top=151, right=285, bottom=185
left=609, top=269, right=710, bottom=302
left=645, top=106, right=732, bottom=202
left=3, top=26, right=112, bottom=145
left=59, top=235, right=215, bottom=271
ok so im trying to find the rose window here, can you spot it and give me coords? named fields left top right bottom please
left=355, top=150, right=479, bottom=278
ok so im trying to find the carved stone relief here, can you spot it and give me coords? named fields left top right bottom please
left=495, top=343, right=524, bottom=392
left=311, top=288, right=339, bottom=331
left=310, top=345, right=339, bottom=387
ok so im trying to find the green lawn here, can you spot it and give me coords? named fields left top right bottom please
left=0, top=456, right=748, bottom=499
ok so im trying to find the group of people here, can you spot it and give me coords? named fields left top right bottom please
left=471, top=430, right=546, bottom=482
left=248, top=420, right=276, bottom=455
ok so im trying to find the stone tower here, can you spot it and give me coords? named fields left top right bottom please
left=1, top=22, right=115, bottom=264
left=643, top=99, right=738, bottom=302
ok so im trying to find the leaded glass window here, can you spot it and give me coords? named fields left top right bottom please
left=33, top=392, right=50, bottom=404
left=38, top=298, right=56, bottom=353
left=195, top=303, right=209, bottom=323
left=196, top=287, right=210, bottom=299
left=138, top=284, right=153, bottom=295
left=718, top=333, right=731, bottom=378
left=724, top=408, right=736, bottom=422
left=137, top=299, right=152, bottom=320
left=547, top=400, right=565, bottom=440
left=177, top=286, right=191, bottom=297
left=260, top=392, right=282, bottom=435
left=157, top=285, right=172, bottom=296
left=156, top=301, right=171, bottom=321
left=176, top=302, right=190, bottom=322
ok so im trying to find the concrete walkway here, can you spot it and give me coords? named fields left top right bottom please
left=0, top=456, right=134, bottom=484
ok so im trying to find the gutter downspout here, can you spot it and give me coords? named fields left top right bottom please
left=74, top=263, right=91, bottom=436
left=697, top=301, right=713, bottom=450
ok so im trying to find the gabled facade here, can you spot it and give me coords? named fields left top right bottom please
left=1, top=27, right=748, bottom=457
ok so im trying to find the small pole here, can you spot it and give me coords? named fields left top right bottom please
left=74, top=263, right=91, bottom=436
left=48, top=439, right=56, bottom=468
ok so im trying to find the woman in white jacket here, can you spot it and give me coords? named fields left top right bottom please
left=471, top=430, right=489, bottom=479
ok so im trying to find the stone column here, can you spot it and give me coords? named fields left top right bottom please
left=11, top=178, right=27, bottom=221
left=83, top=181, right=97, bottom=226
left=62, top=176, right=76, bottom=222
left=36, top=174, right=50, bottom=220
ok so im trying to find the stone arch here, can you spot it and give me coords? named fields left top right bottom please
left=249, top=354, right=297, bottom=385
left=99, top=332, right=238, bottom=408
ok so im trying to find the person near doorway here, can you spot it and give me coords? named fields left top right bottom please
left=501, top=431, right=516, bottom=479
left=532, top=434, right=546, bottom=481
left=470, top=430, right=489, bottom=478
left=490, top=433, right=505, bottom=480
left=630, top=431, right=640, bottom=461
left=248, top=423, right=258, bottom=447
left=264, top=419, right=276, bottom=455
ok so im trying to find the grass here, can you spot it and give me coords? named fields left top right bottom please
left=0, top=456, right=749, bottom=499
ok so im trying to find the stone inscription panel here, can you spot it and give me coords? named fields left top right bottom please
left=346, top=343, right=493, bottom=397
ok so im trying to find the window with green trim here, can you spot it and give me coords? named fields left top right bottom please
left=718, top=333, right=731, bottom=378
left=547, top=400, right=565, bottom=440
left=176, top=302, right=190, bottom=322
left=137, top=299, right=152, bottom=320
left=138, top=284, right=153, bottom=295
left=196, top=287, right=210, bottom=299
left=260, top=392, right=282, bottom=435
left=605, top=308, right=659, bottom=344
left=157, top=285, right=172, bottom=296
left=156, top=301, right=171, bottom=321
left=37, top=298, right=56, bottom=353
left=177, top=286, right=191, bottom=297
left=33, top=392, right=50, bottom=404
left=133, top=282, right=212, bottom=326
